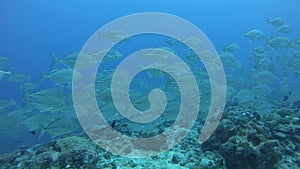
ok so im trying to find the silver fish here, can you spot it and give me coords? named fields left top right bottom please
left=277, top=24, right=293, bottom=34
left=267, top=36, right=290, bottom=48
left=224, top=43, right=239, bottom=53
left=267, top=16, right=284, bottom=27
left=245, top=29, right=264, bottom=41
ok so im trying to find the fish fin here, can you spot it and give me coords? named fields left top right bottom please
left=38, top=71, right=47, bottom=83
left=37, top=128, right=46, bottom=141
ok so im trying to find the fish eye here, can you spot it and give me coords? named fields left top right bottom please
left=123, top=37, right=129, bottom=41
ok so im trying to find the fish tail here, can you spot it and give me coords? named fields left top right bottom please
left=266, top=17, right=273, bottom=24
left=38, top=71, right=47, bottom=82
left=136, top=50, right=147, bottom=68
left=263, top=37, right=270, bottom=48
left=1, top=68, right=14, bottom=80
left=99, top=32, right=106, bottom=40
left=139, top=50, right=146, bottom=57
left=50, top=53, right=59, bottom=69
left=8, top=67, right=13, bottom=75
left=22, top=91, right=31, bottom=102
left=242, top=30, right=247, bottom=38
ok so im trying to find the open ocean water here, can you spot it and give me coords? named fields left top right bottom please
left=1, top=0, right=300, bottom=168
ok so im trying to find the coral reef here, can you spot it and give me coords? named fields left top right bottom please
left=0, top=136, right=100, bottom=169
left=202, top=106, right=300, bottom=169
left=1, top=106, right=299, bottom=168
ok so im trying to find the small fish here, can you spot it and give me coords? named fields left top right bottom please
left=198, top=49, right=215, bottom=61
left=100, top=30, right=130, bottom=44
left=91, top=49, right=110, bottom=60
left=245, top=29, right=264, bottom=41
left=277, top=24, right=293, bottom=34
left=257, top=57, right=272, bottom=70
left=285, top=57, right=299, bottom=68
left=267, top=36, right=290, bottom=49
left=51, top=52, right=78, bottom=69
left=28, top=95, right=67, bottom=113
left=233, top=89, right=255, bottom=105
left=264, top=44, right=274, bottom=53
left=92, top=49, right=125, bottom=67
left=0, top=99, right=16, bottom=111
left=145, top=69, right=166, bottom=79
left=224, top=43, right=239, bottom=53
left=232, top=60, right=243, bottom=69
left=139, top=47, right=177, bottom=66
left=182, top=36, right=202, bottom=50
left=267, top=16, right=284, bottom=27
left=102, top=49, right=123, bottom=62
left=18, top=114, right=52, bottom=133
left=29, top=88, right=67, bottom=101
left=253, top=100, right=272, bottom=114
left=42, top=118, right=80, bottom=139
left=253, top=46, right=265, bottom=55
left=7, top=73, right=30, bottom=83
left=251, top=84, right=272, bottom=97
left=19, top=82, right=37, bottom=92
left=253, top=70, right=276, bottom=84
left=19, top=113, right=79, bottom=140
left=219, top=52, right=235, bottom=66
left=7, top=108, right=30, bottom=122
left=75, top=53, right=99, bottom=70
left=40, top=68, right=73, bottom=85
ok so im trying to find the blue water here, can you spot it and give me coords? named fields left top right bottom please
left=1, top=0, right=299, bottom=98
left=0, top=0, right=300, bottom=155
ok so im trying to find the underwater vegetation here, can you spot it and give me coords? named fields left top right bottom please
left=0, top=16, right=300, bottom=168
